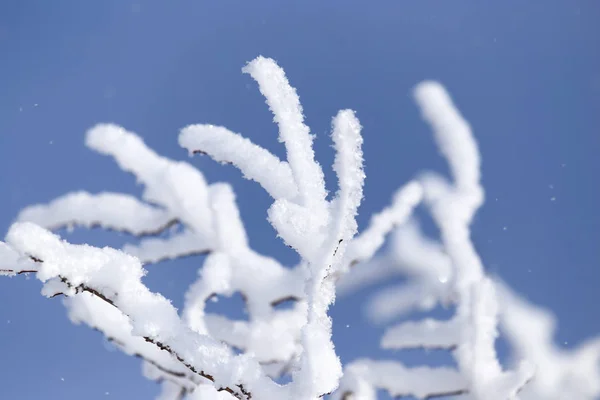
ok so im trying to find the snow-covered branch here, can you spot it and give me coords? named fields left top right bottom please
left=0, top=241, right=38, bottom=276
left=181, top=57, right=367, bottom=399
left=5, top=222, right=271, bottom=400
left=18, top=191, right=177, bottom=236
left=334, top=360, right=467, bottom=400
left=179, top=125, right=298, bottom=201
left=336, top=82, right=534, bottom=400
left=2, top=55, right=595, bottom=400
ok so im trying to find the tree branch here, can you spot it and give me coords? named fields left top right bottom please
left=24, top=256, right=253, bottom=400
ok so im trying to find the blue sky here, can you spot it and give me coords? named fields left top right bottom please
left=0, top=1, right=598, bottom=399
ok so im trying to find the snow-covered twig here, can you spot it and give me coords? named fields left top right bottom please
left=180, top=57, right=368, bottom=398
left=336, top=82, right=534, bottom=400
left=3, top=55, right=593, bottom=400
left=6, top=222, right=266, bottom=400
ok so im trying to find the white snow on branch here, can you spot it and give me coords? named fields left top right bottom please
left=204, top=309, right=304, bottom=365
left=65, top=292, right=195, bottom=390
left=181, top=57, right=367, bottom=398
left=123, top=230, right=210, bottom=264
left=243, top=56, right=328, bottom=215
left=5, top=222, right=283, bottom=400
left=120, top=184, right=248, bottom=264
left=414, top=81, right=482, bottom=199
left=336, top=80, right=533, bottom=400
left=4, top=56, right=588, bottom=400
left=335, top=360, right=467, bottom=400
left=154, top=380, right=187, bottom=400
left=496, top=280, right=600, bottom=400
left=18, top=191, right=175, bottom=236
left=341, top=220, right=453, bottom=322
left=7, top=222, right=184, bottom=339
left=187, top=384, right=235, bottom=400
left=267, top=199, right=327, bottom=260
left=0, top=241, right=38, bottom=276
left=181, top=247, right=305, bottom=364
left=86, top=124, right=214, bottom=240
left=284, top=111, right=366, bottom=399
left=343, top=181, right=422, bottom=269
left=179, top=124, right=298, bottom=200
left=362, top=221, right=454, bottom=321
left=177, top=181, right=306, bottom=366
left=334, top=255, right=395, bottom=296
left=413, top=81, right=531, bottom=399
left=365, top=282, right=440, bottom=323
left=208, top=184, right=249, bottom=255
left=287, top=111, right=367, bottom=395
left=381, top=317, right=461, bottom=350
left=330, top=109, right=365, bottom=244
left=388, top=220, right=453, bottom=284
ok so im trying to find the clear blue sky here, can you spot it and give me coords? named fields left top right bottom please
left=0, top=1, right=598, bottom=399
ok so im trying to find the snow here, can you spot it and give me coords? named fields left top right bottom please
left=335, top=360, right=467, bottom=400
left=0, top=241, right=38, bottom=276
left=410, top=81, right=531, bottom=398
left=86, top=123, right=215, bottom=242
left=179, top=124, right=298, bottom=201
left=337, top=80, right=534, bottom=399
left=5, top=222, right=280, bottom=399
left=496, top=280, right=600, bottom=399
left=329, top=109, right=365, bottom=245
left=343, top=181, right=422, bottom=269
left=123, top=230, right=209, bottom=264
left=242, top=56, right=328, bottom=216
left=19, top=191, right=174, bottom=236
left=381, top=317, right=461, bottom=350
left=2, top=55, right=594, bottom=400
